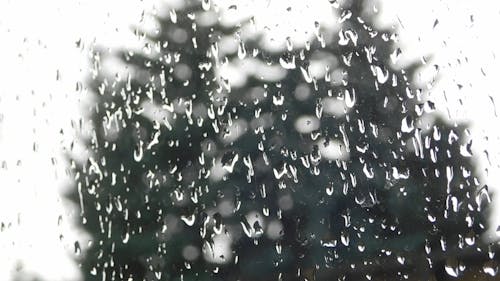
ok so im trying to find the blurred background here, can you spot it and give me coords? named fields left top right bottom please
left=1, top=0, right=500, bottom=280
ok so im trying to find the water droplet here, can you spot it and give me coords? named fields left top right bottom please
left=362, top=163, right=374, bottom=179
left=444, top=258, right=459, bottom=277
left=273, top=94, right=285, bottom=106
left=202, top=0, right=211, bottom=11
left=345, top=89, right=356, bottom=108
left=340, top=231, right=349, bottom=246
left=374, top=65, right=389, bottom=84
left=181, top=214, right=196, bottom=226
left=74, top=241, right=81, bottom=255
left=122, top=232, right=130, bottom=244
left=483, top=261, right=498, bottom=276
left=397, top=256, right=405, bottom=265
left=321, top=240, right=337, bottom=248
left=401, top=116, right=414, bottom=133
left=237, top=41, right=247, bottom=59
left=279, top=55, right=296, bottom=69
left=222, top=151, right=239, bottom=173
left=134, top=142, right=144, bottom=162
left=300, top=66, right=313, bottom=83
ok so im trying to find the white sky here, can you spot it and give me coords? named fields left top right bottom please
left=1, top=0, right=500, bottom=280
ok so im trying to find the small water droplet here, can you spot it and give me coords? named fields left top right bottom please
left=181, top=214, right=196, bottom=226
left=74, top=241, right=81, bottom=255
left=238, top=42, right=247, bottom=59
left=202, top=0, right=211, bottom=11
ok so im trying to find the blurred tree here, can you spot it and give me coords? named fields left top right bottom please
left=67, top=0, right=495, bottom=280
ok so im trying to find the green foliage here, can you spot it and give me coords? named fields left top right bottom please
left=67, top=1, right=492, bottom=280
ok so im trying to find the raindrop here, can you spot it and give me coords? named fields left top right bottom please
left=300, top=66, right=313, bottom=83
left=322, top=240, right=337, bottom=248
left=390, top=48, right=402, bottom=64
left=202, top=0, right=211, bottom=11
left=279, top=55, right=296, bottom=69
left=401, top=116, right=414, bottom=133
left=374, top=65, right=389, bottom=84
left=170, top=9, right=177, bottom=23
left=253, top=221, right=264, bottom=236
left=397, top=256, right=405, bottom=265
left=339, top=10, right=352, bottom=23
left=222, top=151, right=239, bottom=173
left=345, top=89, right=356, bottom=108
left=340, top=231, right=349, bottom=246
left=326, top=182, right=334, bottom=196
left=433, top=19, right=439, bottom=29
left=240, top=216, right=253, bottom=238
left=315, top=101, right=323, bottom=119
left=181, top=214, right=196, bottom=226
left=133, top=142, right=144, bottom=162
left=273, top=94, right=285, bottom=106
left=273, top=164, right=288, bottom=180
left=459, top=139, right=473, bottom=157
left=286, top=37, right=293, bottom=51
left=444, top=258, right=459, bottom=278
left=238, top=41, right=247, bottom=59
left=122, top=231, right=130, bottom=244
left=483, top=261, right=498, bottom=276
left=362, top=163, right=374, bottom=179
left=74, top=241, right=81, bottom=255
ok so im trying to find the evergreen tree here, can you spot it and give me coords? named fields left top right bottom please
left=67, top=0, right=494, bottom=280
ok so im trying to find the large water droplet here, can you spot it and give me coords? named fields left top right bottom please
left=345, top=89, right=356, bottom=108
left=483, top=260, right=498, bottom=276
left=444, top=258, right=460, bottom=278
left=401, top=116, right=414, bottom=133
left=279, top=55, right=296, bottom=69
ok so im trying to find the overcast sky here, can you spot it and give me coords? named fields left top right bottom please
left=1, top=0, right=500, bottom=280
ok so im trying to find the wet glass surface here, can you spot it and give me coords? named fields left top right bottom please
left=1, top=0, right=500, bottom=280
